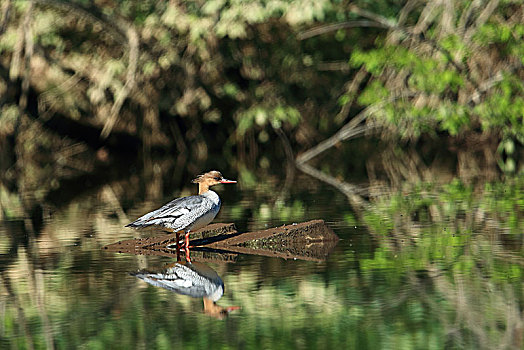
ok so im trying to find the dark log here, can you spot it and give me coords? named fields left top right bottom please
left=103, top=220, right=339, bottom=262
left=211, top=220, right=339, bottom=246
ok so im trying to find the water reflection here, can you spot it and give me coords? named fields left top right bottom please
left=0, top=139, right=522, bottom=348
left=132, top=261, right=240, bottom=319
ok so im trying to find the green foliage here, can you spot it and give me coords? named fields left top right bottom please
left=474, top=76, right=524, bottom=144
left=357, top=80, right=389, bottom=105
left=236, top=105, right=301, bottom=135
left=436, top=103, right=469, bottom=136
left=362, top=177, right=523, bottom=250
left=347, top=2, right=523, bottom=144
left=475, top=22, right=524, bottom=46
left=1, top=0, right=522, bottom=171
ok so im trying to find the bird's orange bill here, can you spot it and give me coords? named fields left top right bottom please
left=220, top=179, right=237, bottom=184
left=225, top=306, right=241, bottom=312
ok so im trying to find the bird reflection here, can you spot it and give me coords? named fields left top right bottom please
left=132, top=261, right=240, bottom=319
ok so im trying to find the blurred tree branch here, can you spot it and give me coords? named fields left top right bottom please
left=101, top=25, right=139, bottom=139
left=0, top=0, right=11, bottom=35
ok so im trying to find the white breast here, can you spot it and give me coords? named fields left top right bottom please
left=187, top=191, right=221, bottom=231
left=202, top=190, right=220, bottom=206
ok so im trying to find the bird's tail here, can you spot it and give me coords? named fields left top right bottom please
left=125, top=218, right=154, bottom=228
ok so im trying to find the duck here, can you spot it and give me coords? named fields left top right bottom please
left=131, top=261, right=240, bottom=319
left=126, top=170, right=236, bottom=260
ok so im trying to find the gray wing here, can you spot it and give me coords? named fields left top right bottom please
left=126, top=195, right=212, bottom=231
left=131, top=264, right=224, bottom=299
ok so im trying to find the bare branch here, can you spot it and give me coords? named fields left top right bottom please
left=100, top=25, right=139, bottom=139
left=296, top=93, right=416, bottom=165
left=299, top=4, right=474, bottom=88
left=0, top=0, right=11, bottom=35
left=464, top=0, right=500, bottom=43
left=35, top=0, right=126, bottom=43
left=38, top=72, right=83, bottom=121
left=440, top=0, right=456, bottom=37
left=458, top=0, right=482, bottom=34
left=9, top=6, right=26, bottom=81
left=18, top=1, right=34, bottom=112
left=334, top=66, right=368, bottom=124
left=346, top=4, right=479, bottom=89
left=314, top=61, right=351, bottom=72
left=411, top=1, right=440, bottom=35
left=298, top=20, right=388, bottom=40
left=296, top=124, right=370, bottom=165
left=295, top=92, right=420, bottom=207
left=348, top=4, right=397, bottom=28
left=398, top=0, right=421, bottom=26
left=467, top=63, right=523, bottom=105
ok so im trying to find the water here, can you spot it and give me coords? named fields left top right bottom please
left=0, top=166, right=522, bottom=349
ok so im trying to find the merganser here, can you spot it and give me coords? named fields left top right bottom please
left=126, top=170, right=236, bottom=260
left=131, top=261, right=240, bottom=319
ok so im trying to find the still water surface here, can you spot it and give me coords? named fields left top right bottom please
left=1, top=169, right=522, bottom=349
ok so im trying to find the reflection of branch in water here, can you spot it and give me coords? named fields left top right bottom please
left=131, top=261, right=240, bottom=319
left=296, top=162, right=367, bottom=212
left=0, top=272, right=36, bottom=350
left=293, top=101, right=383, bottom=212
left=294, top=94, right=419, bottom=211
left=273, top=127, right=296, bottom=204
left=101, top=185, right=129, bottom=224
left=425, top=264, right=523, bottom=349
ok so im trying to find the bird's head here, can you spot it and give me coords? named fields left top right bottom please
left=192, top=170, right=237, bottom=187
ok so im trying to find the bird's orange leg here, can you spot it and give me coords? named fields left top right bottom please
left=175, top=230, right=186, bottom=248
left=185, top=231, right=190, bottom=249
left=184, top=231, right=192, bottom=263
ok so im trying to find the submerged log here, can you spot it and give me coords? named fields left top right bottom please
left=211, top=220, right=339, bottom=246
left=103, top=220, right=339, bottom=262
left=206, top=220, right=339, bottom=261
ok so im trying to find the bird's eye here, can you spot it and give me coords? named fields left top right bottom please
left=214, top=177, right=221, bottom=181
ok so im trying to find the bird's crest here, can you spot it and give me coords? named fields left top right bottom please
left=192, top=171, right=222, bottom=183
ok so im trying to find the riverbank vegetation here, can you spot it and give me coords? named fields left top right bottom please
left=1, top=0, right=523, bottom=158
left=1, top=0, right=522, bottom=218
